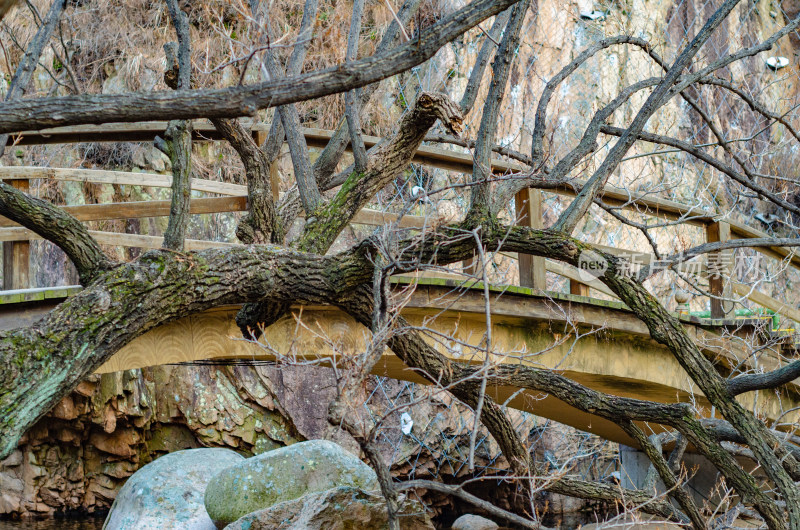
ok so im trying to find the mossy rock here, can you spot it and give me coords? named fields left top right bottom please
left=204, top=440, right=378, bottom=526
left=223, top=486, right=434, bottom=529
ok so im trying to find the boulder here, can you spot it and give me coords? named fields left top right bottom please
left=452, top=514, right=499, bottom=530
left=103, top=448, right=244, bottom=530
left=205, top=440, right=378, bottom=525
left=223, top=486, right=434, bottom=529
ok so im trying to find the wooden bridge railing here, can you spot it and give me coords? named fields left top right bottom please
left=2, top=122, right=799, bottom=326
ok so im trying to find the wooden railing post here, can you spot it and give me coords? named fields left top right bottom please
left=569, top=279, right=590, bottom=297
left=3, top=180, right=30, bottom=290
left=515, top=188, right=546, bottom=290
left=706, top=220, right=733, bottom=318
left=252, top=129, right=280, bottom=201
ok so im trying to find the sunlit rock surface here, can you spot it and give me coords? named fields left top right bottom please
left=102, top=448, right=243, bottom=530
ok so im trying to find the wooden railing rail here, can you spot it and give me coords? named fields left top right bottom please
left=2, top=124, right=798, bottom=326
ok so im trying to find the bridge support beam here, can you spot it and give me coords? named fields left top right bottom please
left=619, top=445, right=720, bottom=509
left=618, top=444, right=766, bottom=509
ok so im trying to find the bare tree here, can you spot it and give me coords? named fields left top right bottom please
left=3, top=0, right=800, bottom=527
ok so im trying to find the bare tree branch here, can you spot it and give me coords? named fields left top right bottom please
left=0, top=0, right=517, bottom=134
left=160, top=1, right=193, bottom=251
left=262, top=48, right=322, bottom=214
left=529, top=35, right=655, bottom=168
left=0, top=0, right=65, bottom=157
left=397, top=480, right=538, bottom=528
left=729, top=361, right=800, bottom=396
left=553, top=0, right=742, bottom=234
left=211, top=117, right=283, bottom=243
left=344, top=0, right=368, bottom=173
left=297, top=92, right=463, bottom=254
left=0, top=183, right=114, bottom=284
left=469, top=0, right=529, bottom=212
left=639, top=237, right=800, bottom=280
left=308, top=0, right=421, bottom=184
left=459, top=7, right=512, bottom=113
left=600, top=125, right=800, bottom=220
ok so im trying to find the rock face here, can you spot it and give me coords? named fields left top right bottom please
left=223, top=486, right=434, bottom=530
left=0, top=365, right=303, bottom=517
left=205, top=440, right=379, bottom=525
left=103, top=448, right=243, bottom=530
left=1, top=363, right=587, bottom=520
left=451, top=514, right=499, bottom=530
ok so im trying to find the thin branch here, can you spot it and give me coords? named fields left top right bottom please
left=396, top=480, right=538, bottom=529
left=459, top=7, right=512, bottom=112
left=424, top=132, right=533, bottom=165
left=623, top=422, right=703, bottom=529
left=382, top=0, right=410, bottom=41
left=467, top=228, right=492, bottom=471
left=308, top=0, right=421, bottom=185
left=344, top=0, right=368, bottom=172
left=529, top=36, right=655, bottom=168
left=635, top=237, right=800, bottom=280
left=275, top=0, right=423, bottom=227
left=256, top=0, right=318, bottom=162
left=261, top=14, right=322, bottom=214
left=601, top=125, right=800, bottom=220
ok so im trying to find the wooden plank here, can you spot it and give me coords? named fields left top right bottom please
left=89, top=232, right=238, bottom=250
left=2, top=180, right=29, bottom=290
left=515, top=188, right=546, bottom=289
left=0, top=166, right=247, bottom=196
left=0, top=203, right=429, bottom=238
left=0, top=196, right=248, bottom=228
left=570, top=279, right=590, bottom=297
left=0, top=227, right=238, bottom=250
left=732, top=282, right=800, bottom=325
left=707, top=221, right=733, bottom=318
left=729, top=219, right=800, bottom=268
left=544, top=259, right=616, bottom=297
left=9, top=123, right=800, bottom=274
left=349, top=209, right=430, bottom=229
left=9, top=121, right=224, bottom=144
left=0, top=123, right=771, bottom=227
left=10, top=122, right=525, bottom=174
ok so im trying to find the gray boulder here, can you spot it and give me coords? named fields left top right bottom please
left=103, top=448, right=244, bottom=530
left=205, top=439, right=378, bottom=525
left=452, top=514, right=499, bottom=530
left=223, top=486, right=434, bottom=529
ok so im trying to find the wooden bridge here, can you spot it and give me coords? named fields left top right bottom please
left=2, top=121, right=800, bottom=447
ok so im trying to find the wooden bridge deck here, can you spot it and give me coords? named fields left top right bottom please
left=0, top=278, right=796, bottom=446
left=2, top=122, right=799, bottom=445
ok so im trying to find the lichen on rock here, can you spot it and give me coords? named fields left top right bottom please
left=204, top=439, right=379, bottom=526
